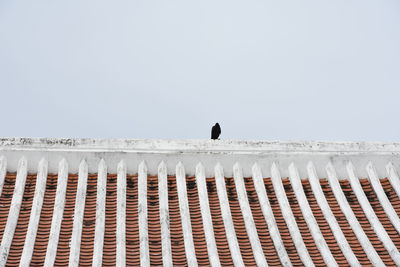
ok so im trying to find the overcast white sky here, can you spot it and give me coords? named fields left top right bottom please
left=0, top=0, right=399, bottom=141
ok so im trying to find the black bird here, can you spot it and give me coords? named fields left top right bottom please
left=211, top=123, right=221, bottom=140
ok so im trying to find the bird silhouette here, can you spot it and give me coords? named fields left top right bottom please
left=211, top=123, right=221, bottom=140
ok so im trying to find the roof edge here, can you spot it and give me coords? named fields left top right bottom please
left=1, top=137, right=400, bottom=154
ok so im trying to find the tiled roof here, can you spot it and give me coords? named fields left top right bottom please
left=1, top=138, right=400, bottom=266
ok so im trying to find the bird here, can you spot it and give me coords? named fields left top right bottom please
left=211, top=123, right=221, bottom=140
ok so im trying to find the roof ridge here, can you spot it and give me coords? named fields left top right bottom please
left=1, top=137, right=400, bottom=153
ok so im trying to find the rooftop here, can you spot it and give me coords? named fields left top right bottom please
left=0, top=138, right=400, bottom=266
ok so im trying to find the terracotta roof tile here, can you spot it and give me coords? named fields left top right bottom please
left=31, top=174, right=58, bottom=265
left=340, top=179, right=395, bottom=265
left=126, top=174, right=140, bottom=266
left=78, top=174, right=97, bottom=266
left=0, top=173, right=16, bottom=242
left=244, top=177, right=281, bottom=265
left=302, top=179, right=349, bottom=266
left=1, top=157, right=400, bottom=265
left=361, top=178, right=400, bottom=251
left=186, top=175, right=211, bottom=266
left=167, top=175, right=187, bottom=266
left=54, top=174, right=78, bottom=266
left=283, top=178, right=327, bottom=266
left=207, top=177, right=234, bottom=266
left=6, top=174, right=36, bottom=266
left=265, top=177, right=304, bottom=265
left=103, top=174, right=117, bottom=266
left=320, top=179, right=373, bottom=265
left=147, top=175, right=163, bottom=266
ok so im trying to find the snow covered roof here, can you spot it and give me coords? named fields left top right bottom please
left=1, top=138, right=400, bottom=266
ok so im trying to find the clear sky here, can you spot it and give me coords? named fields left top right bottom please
left=1, top=0, right=399, bottom=141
